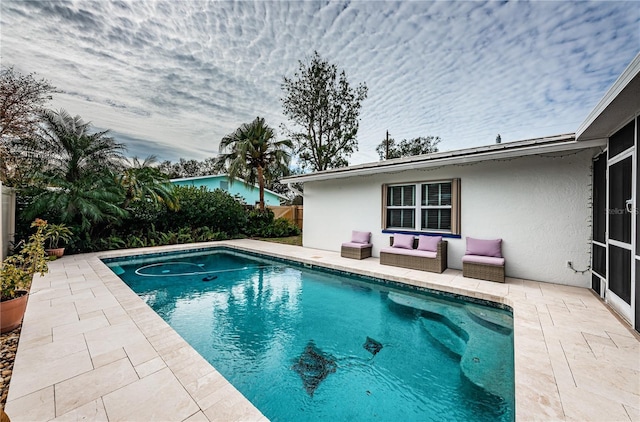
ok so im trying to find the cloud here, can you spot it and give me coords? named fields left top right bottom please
left=1, top=0, right=638, bottom=166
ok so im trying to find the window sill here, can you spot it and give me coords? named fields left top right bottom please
left=382, top=229, right=461, bottom=239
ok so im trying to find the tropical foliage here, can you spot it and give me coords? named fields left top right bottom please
left=1, top=219, right=49, bottom=301
left=118, top=155, right=178, bottom=210
left=19, top=109, right=128, bottom=231
left=44, top=222, right=73, bottom=249
left=157, top=157, right=220, bottom=179
left=5, top=66, right=301, bottom=255
left=375, top=136, right=441, bottom=160
left=281, top=51, right=368, bottom=171
left=216, top=116, right=292, bottom=211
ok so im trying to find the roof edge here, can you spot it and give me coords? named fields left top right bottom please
left=576, top=53, right=640, bottom=140
left=282, top=135, right=605, bottom=183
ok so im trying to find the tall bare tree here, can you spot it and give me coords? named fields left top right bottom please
left=281, top=51, right=367, bottom=171
left=0, top=66, right=56, bottom=182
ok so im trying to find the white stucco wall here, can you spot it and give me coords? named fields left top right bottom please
left=302, top=149, right=596, bottom=286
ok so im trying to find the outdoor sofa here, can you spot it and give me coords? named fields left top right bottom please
left=380, top=234, right=448, bottom=273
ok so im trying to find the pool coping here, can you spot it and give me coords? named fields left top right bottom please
left=4, top=240, right=640, bottom=421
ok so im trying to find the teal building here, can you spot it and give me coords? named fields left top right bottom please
left=170, top=174, right=286, bottom=206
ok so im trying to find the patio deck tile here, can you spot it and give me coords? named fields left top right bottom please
left=28, top=285, right=72, bottom=302
left=202, top=387, right=265, bottom=422
left=78, top=309, right=107, bottom=321
left=134, top=356, right=167, bottom=378
left=559, top=386, right=631, bottom=422
left=83, top=320, right=148, bottom=358
left=1, top=386, right=55, bottom=421
left=183, top=410, right=210, bottom=422
left=52, top=398, right=108, bottom=422
left=91, top=347, right=128, bottom=369
left=122, top=339, right=158, bottom=366
left=12, top=333, right=86, bottom=364
left=101, top=368, right=199, bottom=422
left=6, top=349, right=92, bottom=401
left=3, top=240, right=639, bottom=421
left=51, top=314, right=110, bottom=340
left=54, top=357, right=138, bottom=416
left=623, top=403, right=640, bottom=420
left=183, top=370, right=228, bottom=403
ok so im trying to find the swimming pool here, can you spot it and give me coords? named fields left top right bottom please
left=104, top=247, right=514, bottom=421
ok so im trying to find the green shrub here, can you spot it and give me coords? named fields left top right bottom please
left=246, top=209, right=300, bottom=238
left=262, top=218, right=301, bottom=237
left=160, top=186, right=247, bottom=235
left=245, top=209, right=275, bottom=236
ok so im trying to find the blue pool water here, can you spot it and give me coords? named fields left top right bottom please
left=105, top=248, right=514, bottom=421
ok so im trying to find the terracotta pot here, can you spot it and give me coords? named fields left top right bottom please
left=0, top=290, right=29, bottom=333
left=46, top=247, right=65, bottom=258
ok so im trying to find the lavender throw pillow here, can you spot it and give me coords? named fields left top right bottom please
left=417, top=235, right=442, bottom=252
left=466, top=237, right=502, bottom=258
left=351, top=230, right=371, bottom=244
left=392, top=233, right=415, bottom=249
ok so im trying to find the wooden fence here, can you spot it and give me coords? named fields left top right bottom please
left=268, top=205, right=303, bottom=230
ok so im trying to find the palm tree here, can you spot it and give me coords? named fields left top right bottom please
left=20, top=109, right=128, bottom=230
left=29, top=109, right=126, bottom=181
left=117, top=155, right=178, bottom=210
left=216, top=117, right=292, bottom=211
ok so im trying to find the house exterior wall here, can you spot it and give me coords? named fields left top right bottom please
left=172, top=176, right=283, bottom=206
left=303, top=149, right=596, bottom=286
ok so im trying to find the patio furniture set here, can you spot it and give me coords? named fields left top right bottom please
left=341, top=231, right=505, bottom=283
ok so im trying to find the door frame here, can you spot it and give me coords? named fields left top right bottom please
left=602, top=117, right=637, bottom=327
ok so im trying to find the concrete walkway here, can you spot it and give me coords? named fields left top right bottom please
left=4, top=240, right=639, bottom=421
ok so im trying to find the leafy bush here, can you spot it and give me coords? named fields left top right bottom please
left=15, top=184, right=299, bottom=253
left=260, top=218, right=301, bottom=238
left=245, top=208, right=275, bottom=236
left=245, top=209, right=300, bottom=238
left=158, top=186, right=247, bottom=235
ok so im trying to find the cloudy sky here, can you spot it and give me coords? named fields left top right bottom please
left=1, top=1, right=638, bottom=165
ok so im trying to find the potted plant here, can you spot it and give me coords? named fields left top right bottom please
left=0, top=219, right=49, bottom=333
left=44, top=222, right=73, bottom=258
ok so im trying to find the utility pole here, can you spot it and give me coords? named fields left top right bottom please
left=385, top=130, right=389, bottom=160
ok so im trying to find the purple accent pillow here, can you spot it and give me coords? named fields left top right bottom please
left=392, top=233, right=415, bottom=249
left=466, top=237, right=502, bottom=258
left=351, top=230, right=371, bottom=244
left=417, top=235, right=442, bottom=252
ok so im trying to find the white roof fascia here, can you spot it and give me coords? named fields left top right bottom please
left=576, top=53, right=640, bottom=140
left=170, top=174, right=216, bottom=183
left=282, top=138, right=605, bottom=183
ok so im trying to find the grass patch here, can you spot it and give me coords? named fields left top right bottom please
left=255, top=234, right=302, bottom=246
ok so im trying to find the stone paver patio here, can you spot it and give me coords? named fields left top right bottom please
left=3, top=239, right=639, bottom=421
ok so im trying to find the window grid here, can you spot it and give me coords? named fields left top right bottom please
left=420, top=182, right=452, bottom=231
left=387, top=185, right=416, bottom=229
left=385, top=182, right=453, bottom=232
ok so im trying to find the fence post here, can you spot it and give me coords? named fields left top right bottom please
left=0, top=182, right=16, bottom=260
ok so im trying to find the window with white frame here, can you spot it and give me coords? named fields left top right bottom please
left=386, top=185, right=416, bottom=228
left=383, top=179, right=460, bottom=234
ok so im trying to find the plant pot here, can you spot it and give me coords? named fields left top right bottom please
left=0, top=290, right=29, bottom=333
left=46, top=247, right=65, bottom=258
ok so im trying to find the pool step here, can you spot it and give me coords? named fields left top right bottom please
left=420, top=318, right=467, bottom=357
left=386, top=292, right=513, bottom=402
left=466, top=307, right=513, bottom=335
